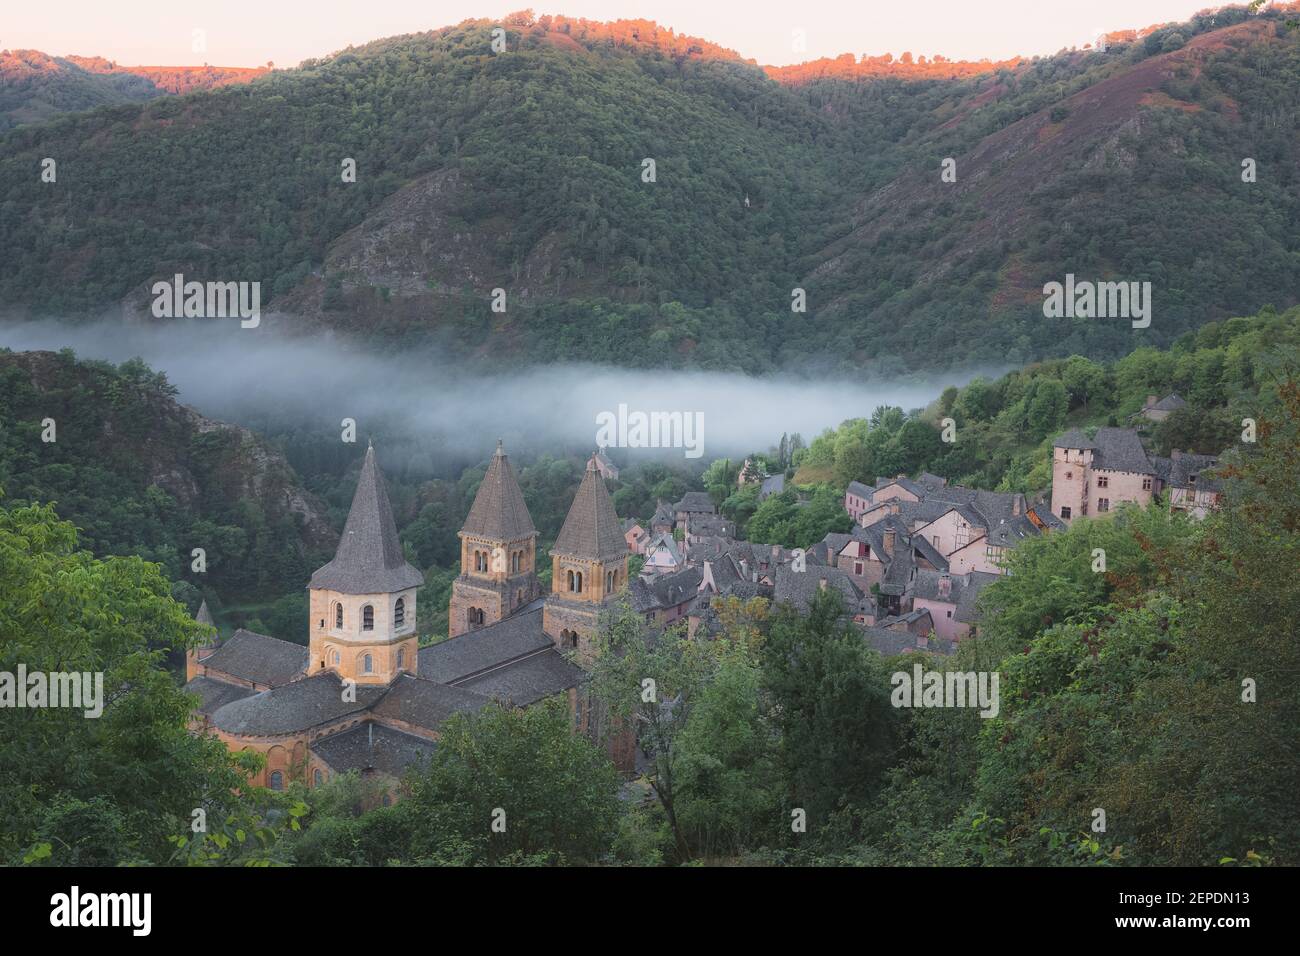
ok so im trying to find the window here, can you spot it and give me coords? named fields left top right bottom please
left=362, top=605, right=374, bottom=631
left=1061, top=506, right=1072, bottom=519
left=854, top=561, right=863, bottom=575
left=567, top=569, right=575, bottom=592
left=1065, top=471, right=1073, bottom=480
left=394, top=597, right=405, bottom=627
left=1142, top=477, right=1152, bottom=491
left=575, top=572, right=583, bottom=593
left=332, top=650, right=340, bottom=666
left=1098, top=498, right=1110, bottom=512
left=946, top=610, right=952, bottom=618
left=269, top=771, right=284, bottom=791
left=382, top=794, right=392, bottom=807
left=313, top=769, right=323, bottom=786
left=397, top=648, right=405, bottom=669
left=335, top=603, right=343, bottom=629
left=363, top=654, right=373, bottom=674
left=1097, top=475, right=1109, bottom=488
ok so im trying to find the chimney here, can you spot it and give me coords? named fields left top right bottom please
left=1145, top=394, right=1157, bottom=409
left=1013, top=495, right=1023, bottom=516
left=818, top=577, right=828, bottom=592
left=937, top=572, right=952, bottom=599
left=883, top=528, right=896, bottom=557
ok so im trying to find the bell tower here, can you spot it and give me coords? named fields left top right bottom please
left=449, top=441, right=541, bottom=637
left=308, top=443, right=424, bottom=685
left=543, top=452, right=629, bottom=662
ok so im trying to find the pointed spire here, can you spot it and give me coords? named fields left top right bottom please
left=309, top=444, right=423, bottom=594
left=461, top=441, right=536, bottom=541
left=552, top=452, right=627, bottom=561
left=195, top=599, right=214, bottom=628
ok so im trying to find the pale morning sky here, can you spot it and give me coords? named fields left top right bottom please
left=4, top=0, right=1231, bottom=68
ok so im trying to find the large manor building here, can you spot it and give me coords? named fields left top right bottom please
left=185, top=441, right=630, bottom=795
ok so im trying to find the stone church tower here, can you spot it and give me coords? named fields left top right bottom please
left=449, top=441, right=541, bottom=637
left=308, top=443, right=424, bottom=685
left=543, top=452, right=629, bottom=662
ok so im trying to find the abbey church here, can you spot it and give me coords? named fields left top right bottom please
left=184, top=441, right=632, bottom=794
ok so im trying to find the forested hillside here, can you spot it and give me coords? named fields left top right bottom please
left=0, top=49, right=267, bottom=131
left=3, top=6, right=1299, bottom=372
left=0, top=350, right=336, bottom=613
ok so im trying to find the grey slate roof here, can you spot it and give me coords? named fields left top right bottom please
left=760, top=474, right=786, bottom=498
left=311, top=721, right=437, bottom=777
left=846, top=480, right=873, bottom=499
left=309, top=444, right=424, bottom=594
left=185, top=675, right=257, bottom=716
left=629, top=566, right=703, bottom=613
left=460, top=441, right=537, bottom=542
left=199, top=628, right=308, bottom=687
left=552, top=455, right=629, bottom=561
left=774, top=565, right=867, bottom=614
left=195, top=599, right=215, bottom=628
left=863, top=626, right=952, bottom=657
left=674, top=491, right=716, bottom=514
left=457, top=650, right=586, bottom=706
left=417, top=608, right=551, bottom=683
left=369, top=673, right=489, bottom=730
left=955, top=571, right=1000, bottom=623
left=1150, top=393, right=1187, bottom=412
left=211, top=671, right=384, bottom=736
left=1166, top=452, right=1223, bottom=492
left=1053, top=427, right=1156, bottom=474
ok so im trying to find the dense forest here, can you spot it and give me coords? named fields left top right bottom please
left=3, top=5, right=1300, bottom=372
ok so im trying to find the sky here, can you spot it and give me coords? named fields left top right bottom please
left=5, top=0, right=1225, bottom=68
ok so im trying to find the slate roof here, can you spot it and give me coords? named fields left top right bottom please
left=645, top=532, right=683, bottom=564
left=674, top=491, right=716, bottom=514
left=460, top=441, right=537, bottom=542
left=910, top=534, right=949, bottom=570
left=369, top=673, right=489, bottom=730
left=417, top=608, right=551, bottom=683
left=863, top=627, right=952, bottom=657
left=199, top=628, right=308, bottom=687
left=552, top=455, right=629, bottom=561
left=457, top=650, right=586, bottom=706
left=311, top=721, right=437, bottom=777
left=774, top=565, right=867, bottom=614
left=760, top=474, right=785, bottom=498
left=1166, top=452, right=1223, bottom=492
left=210, top=671, right=384, bottom=736
left=846, top=480, right=873, bottom=499
left=1053, top=427, right=1156, bottom=474
left=1149, top=393, right=1187, bottom=412
left=185, top=675, right=257, bottom=716
left=309, top=444, right=424, bottom=594
left=955, top=571, right=1000, bottom=623
left=1053, top=428, right=1096, bottom=450
left=195, top=599, right=215, bottom=628
left=629, top=566, right=703, bottom=613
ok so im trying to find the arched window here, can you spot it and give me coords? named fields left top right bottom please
left=363, top=654, right=373, bottom=674
left=397, top=648, right=405, bottom=669
left=382, top=793, right=392, bottom=807
left=575, top=572, right=583, bottom=593
left=362, top=605, right=374, bottom=631
left=394, top=597, right=405, bottom=628
left=269, top=770, right=284, bottom=791
left=313, top=769, right=323, bottom=787
left=332, top=650, right=340, bottom=665
left=335, top=603, right=343, bottom=629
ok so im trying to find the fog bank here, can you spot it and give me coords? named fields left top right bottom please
left=0, top=319, right=997, bottom=471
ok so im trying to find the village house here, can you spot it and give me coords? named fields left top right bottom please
left=1051, top=427, right=1224, bottom=523
left=1134, top=393, right=1187, bottom=424
left=641, top=531, right=685, bottom=574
